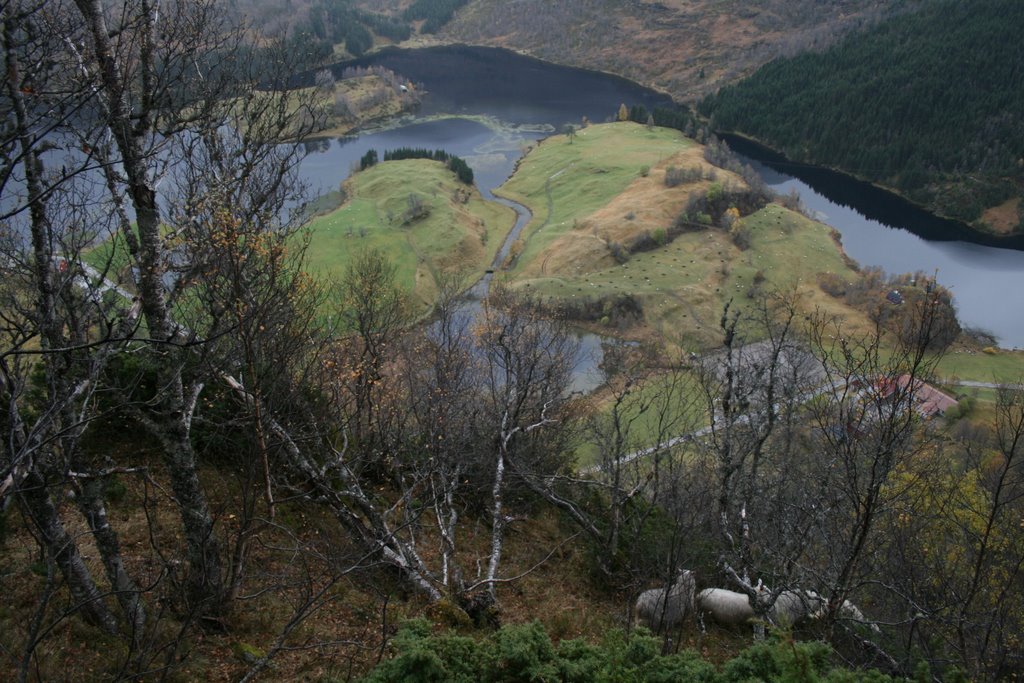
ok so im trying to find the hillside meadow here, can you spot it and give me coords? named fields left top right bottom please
left=496, top=123, right=866, bottom=349
left=11, top=114, right=1023, bottom=683
left=9, top=3, right=1024, bottom=681
left=306, top=158, right=515, bottom=307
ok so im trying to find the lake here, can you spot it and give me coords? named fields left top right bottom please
left=723, top=135, right=1024, bottom=349
left=299, top=46, right=678, bottom=390
left=298, top=45, right=1024, bottom=349
left=300, top=44, right=675, bottom=201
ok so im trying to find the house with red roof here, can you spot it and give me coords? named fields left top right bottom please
left=874, top=374, right=958, bottom=419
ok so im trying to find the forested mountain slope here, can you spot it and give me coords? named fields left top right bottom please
left=238, top=0, right=900, bottom=102
left=232, top=0, right=469, bottom=59
left=700, top=0, right=1024, bottom=233
left=428, top=0, right=897, bottom=100
left=237, top=0, right=897, bottom=100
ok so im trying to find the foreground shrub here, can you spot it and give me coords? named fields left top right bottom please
left=361, top=620, right=906, bottom=682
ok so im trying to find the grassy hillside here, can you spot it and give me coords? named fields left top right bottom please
left=0, top=467, right=625, bottom=681
left=497, top=123, right=865, bottom=349
left=497, top=123, right=695, bottom=274
left=700, top=0, right=1024, bottom=233
left=307, top=158, right=515, bottom=306
left=17, top=126, right=1024, bottom=683
left=935, top=347, right=1024, bottom=385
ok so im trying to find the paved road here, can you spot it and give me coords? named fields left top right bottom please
left=945, top=380, right=1024, bottom=390
left=581, top=376, right=1024, bottom=477
left=581, top=377, right=846, bottom=476
left=56, top=257, right=134, bottom=303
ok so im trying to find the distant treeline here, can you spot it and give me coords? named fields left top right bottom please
left=626, top=104, right=698, bottom=137
left=282, top=0, right=470, bottom=59
left=699, top=0, right=1024, bottom=225
left=288, top=0, right=410, bottom=58
left=403, top=0, right=470, bottom=34
left=360, top=147, right=474, bottom=184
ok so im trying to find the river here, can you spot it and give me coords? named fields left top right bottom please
left=297, top=45, right=1024, bottom=350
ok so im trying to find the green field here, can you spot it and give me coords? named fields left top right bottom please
left=934, top=347, right=1024, bottom=384
left=575, top=367, right=708, bottom=468
left=306, top=159, right=516, bottom=307
left=84, top=231, right=132, bottom=278
left=83, top=124, right=1020, bottom=388
left=497, top=122, right=694, bottom=273
left=497, top=124, right=861, bottom=349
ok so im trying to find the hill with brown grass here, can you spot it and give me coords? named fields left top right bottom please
left=494, top=122, right=871, bottom=349
left=422, top=0, right=898, bottom=102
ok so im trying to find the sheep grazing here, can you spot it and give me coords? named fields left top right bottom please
left=695, top=584, right=882, bottom=634
left=696, top=587, right=758, bottom=627
left=770, top=590, right=826, bottom=627
left=634, top=570, right=696, bottom=631
left=773, top=591, right=880, bottom=633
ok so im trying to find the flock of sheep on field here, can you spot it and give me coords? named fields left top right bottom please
left=634, top=570, right=879, bottom=634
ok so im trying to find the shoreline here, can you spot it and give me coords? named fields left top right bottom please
left=295, top=44, right=1024, bottom=348
left=350, top=40, right=1019, bottom=245
left=717, top=130, right=1024, bottom=246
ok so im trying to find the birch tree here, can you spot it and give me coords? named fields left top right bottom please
left=2, top=0, right=324, bottom=639
left=695, top=296, right=823, bottom=630
left=0, top=0, right=145, bottom=647
left=804, top=295, right=943, bottom=646
left=63, top=0, right=325, bottom=616
left=396, top=274, right=482, bottom=596
left=474, top=287, right=577, bottom=601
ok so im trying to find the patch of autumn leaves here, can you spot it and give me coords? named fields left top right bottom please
left=885, top=441, right=1023, bottom=613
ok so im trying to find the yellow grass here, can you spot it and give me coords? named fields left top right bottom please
left=498, top=123, right=866, bottom=349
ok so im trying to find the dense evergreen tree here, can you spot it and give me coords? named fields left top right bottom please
left=292, top=0, right=412, bottom=58
left=360, top=149, right=379, bottom=171
left=447, top=155, right=474, bottom=185
left=382, top=147, right=452, bottom=162
left=403, top=0, right=470, bottom=34
left=376, top=148, right=474, bottom=184
left=700, top=0, right=1024, bottom=226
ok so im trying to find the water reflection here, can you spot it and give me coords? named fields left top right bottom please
left=732, top=150, right=1024, bottom=348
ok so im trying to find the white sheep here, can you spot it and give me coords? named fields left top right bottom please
left=696, top=587, right=758, bottom=627
left=634, top=570, right=696, bottom=631
left=836, top=598, right=882, bottom=633
left=696, top=584, right=881, bottom=634
left=774, top=590, right=880, bottom=633
left=770, top=589, right=826, bottom=626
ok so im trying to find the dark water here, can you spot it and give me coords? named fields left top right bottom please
left=300, top=44, right=674, bottom=200
left=299, top=117, right=510, bottom=198
left=721, top=135, right=1024, bottom=251
left=297, top=45, right=1024, bottom=349
left=722, top=136, right=1024, bottom=348
left=340, top=45, right=675, bottom=125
